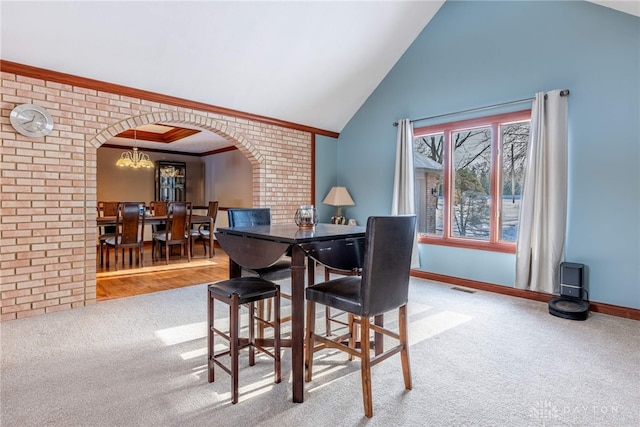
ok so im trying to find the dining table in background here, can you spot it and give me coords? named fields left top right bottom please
left=215, top=222, right=366, bottom=403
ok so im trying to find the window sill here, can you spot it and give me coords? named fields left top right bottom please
left=417, top=235, right=516, bottom=254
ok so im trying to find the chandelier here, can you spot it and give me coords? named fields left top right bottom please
left=115, top=127, right=154, bottom=169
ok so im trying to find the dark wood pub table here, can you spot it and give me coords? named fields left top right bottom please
left=215, top=223, right=366, bottom=403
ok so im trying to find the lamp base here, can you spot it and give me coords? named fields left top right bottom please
left=331, top=216, right=346, bottom=225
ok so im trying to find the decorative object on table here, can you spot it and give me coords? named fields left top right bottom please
left=115, top=127, right=154, bottom=169
left=294, top=204, right=318, bottom=229
left=10, top=103, right=54, bottom=138
left=348, top=219, right=357, bottom=226
left=323, top=186, right=355, bottom=225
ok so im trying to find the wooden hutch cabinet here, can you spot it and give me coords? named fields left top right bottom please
left=155, top=161, right=186, bottom=202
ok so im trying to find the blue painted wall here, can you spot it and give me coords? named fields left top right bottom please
left=315, top=135, right=339, bottom=222
left=318, top=1, right=640, bottom=309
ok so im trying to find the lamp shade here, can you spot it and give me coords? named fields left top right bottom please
left=322, top=186, right=355, bottom=207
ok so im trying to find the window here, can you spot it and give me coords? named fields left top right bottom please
left=413, top=110, right=530, bottom=253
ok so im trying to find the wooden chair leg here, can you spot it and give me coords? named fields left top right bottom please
left=165, top=242, right=170, bottom=265
left=274, top=287, right=281, bottom=383
left=248, top=302, right=256, bottom=366
left=360, top=317, right=373, bottom=418
left=207, top=291, right=215, bottom=383
left=348, top=313, right=356, bottom=361
left=399, top=305, right=412, bottom=390
left=257, top=300, right=266, bottom=338
left=304, top=300, right=316, bottom=382
left=266, top=299, right=273, bottom=325
left=324, top=269, right=332, bottom=336
left=230, top=294, right=239, bottom=404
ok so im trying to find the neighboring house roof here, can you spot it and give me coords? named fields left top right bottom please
left=414, top=152, right=443, bottom=172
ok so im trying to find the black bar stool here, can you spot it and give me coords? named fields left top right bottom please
left=207, top=277, right=281, bottom=404
left=304, top=215, right=416, bottom=418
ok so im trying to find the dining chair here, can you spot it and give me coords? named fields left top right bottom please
left=304, top=215, right=416, bottom=418
left=323, top=267, right=360, bottom=336
left=190, top=201, right=219, bottom=257
left=227, top=208, right=292, bottom=333
left=227, top=208, right=292, bottom=280
left=153, top=201, right=192, bottom=265
left=303, top=237, right=365, bottom=336
left=207, top=276, right=282, bottom=404
left=149, top=201, right=168, bottom=260
left=104, top=202, right=146, bottom=270
left=149, top=200, right=168, bottom=223
left=97, top=200, right=119, bottom=267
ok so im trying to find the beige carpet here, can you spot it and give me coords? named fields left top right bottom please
left=1, top=276, right=638, bottom=426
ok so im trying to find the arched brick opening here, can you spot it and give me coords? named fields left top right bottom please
left=88, top=111, right=266, bottom=301
left=1, top=69, right=312, bottom=320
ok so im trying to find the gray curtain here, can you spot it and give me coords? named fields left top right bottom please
left=515, top=90, right=568, bottom=293
left=392, top=118, right=420, bottom=269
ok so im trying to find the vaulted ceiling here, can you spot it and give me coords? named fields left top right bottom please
left=2, top=1, right=637, bottom=153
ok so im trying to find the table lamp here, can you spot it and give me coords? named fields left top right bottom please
left=322, top=186, right=355, bottom=224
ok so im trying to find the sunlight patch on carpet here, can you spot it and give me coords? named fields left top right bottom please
left=409, top=310, right=473, bottom=345
left=155, top=321, right=207, bottom=345
left=180, top=347, right=207, bottom=360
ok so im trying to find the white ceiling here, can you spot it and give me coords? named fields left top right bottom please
left=589, top=0, right=640, bottom=17
left=1, top=1, right=637, bottom=154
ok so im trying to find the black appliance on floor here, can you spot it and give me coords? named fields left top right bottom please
left=548, top=262, right=589, bottom=320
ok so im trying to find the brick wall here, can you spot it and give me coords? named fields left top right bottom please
left=0, top=71, right=312, bottom=320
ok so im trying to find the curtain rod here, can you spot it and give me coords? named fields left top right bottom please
left=393, top=89, right=570, bottom=127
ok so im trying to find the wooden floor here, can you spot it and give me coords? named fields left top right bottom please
left=96, top=243, right=229, bottom=301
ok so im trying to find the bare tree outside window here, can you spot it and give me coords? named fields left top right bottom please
left=452, top=128, right=491, bottom=238
left=501, top=121, right=530, bottom=241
